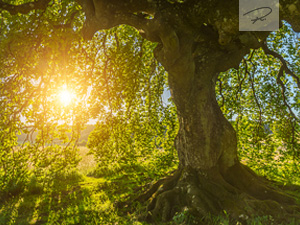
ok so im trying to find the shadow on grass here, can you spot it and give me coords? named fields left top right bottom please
left=0, top=168, right=148, bottom=225
left=0, top=153, right=178, bottom=225
left=0, top=188, right=101, bottom=224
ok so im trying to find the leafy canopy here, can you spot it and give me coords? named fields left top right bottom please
left=0, top=0, right=300, bottom=197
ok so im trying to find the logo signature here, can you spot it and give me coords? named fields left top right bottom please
left=243, top=7, right=273, bottom=24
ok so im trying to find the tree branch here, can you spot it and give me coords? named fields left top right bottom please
left=262, top=42, right=300, bottom=89
left=244, top=58, right=263, bottom=127
left=0, top=0, right=51, bottom=15
left=76, top=0, right=159, bottom=39
left=76, top=0, right=182, bottom=67
left=276, top=65, right=299, bottom=122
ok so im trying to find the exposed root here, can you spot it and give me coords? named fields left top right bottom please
left=137, top=169, right=182, bottom=204
left=135, top=163, right=300, bottom=224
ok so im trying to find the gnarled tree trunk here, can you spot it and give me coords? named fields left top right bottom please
left=169, top=45, right=237, bottom=172
left=156, top=31, right=242, bottom=172
left=139, top=31, right=300, bottom=223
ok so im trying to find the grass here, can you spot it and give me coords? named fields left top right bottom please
left=0, top=146, right=177, bottom=225
left=1, top=146, right=300, bottom=225
left=0, top=169, right=145, bottom=225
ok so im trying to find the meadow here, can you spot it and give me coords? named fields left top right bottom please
left=1, top=145, right=300, bottom=225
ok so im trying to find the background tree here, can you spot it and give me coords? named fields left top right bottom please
left=1, top=0, right=300, bottom=223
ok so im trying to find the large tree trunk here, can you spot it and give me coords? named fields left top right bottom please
left=169, top=50, right=237, bottom=171
left=136, top=33, right=300, bottom=224
left=160, top=33, right=239, bottom=171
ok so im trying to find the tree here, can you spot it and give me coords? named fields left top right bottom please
left=1, top=0, right=300, bottom=223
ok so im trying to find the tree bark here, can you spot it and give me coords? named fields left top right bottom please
left=169, top=47, right=238, bottom=171
left=155, top=30, right=246, bottom=171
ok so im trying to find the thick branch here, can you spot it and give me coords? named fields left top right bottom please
left=76, top=0, right=182, bottom=67
left=76, top=0, right=160, bottom=40
left=0, top=0, right=51, bottom=15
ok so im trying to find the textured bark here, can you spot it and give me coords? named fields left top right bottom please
left=169, top=50, right=238, bottom=170
left=154, top=27, right=250, bottom=171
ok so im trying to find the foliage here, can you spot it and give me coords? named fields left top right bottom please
left=0, top=0, right=300, bottom=224
left=82, top=25, right=179, bottom=173
left=216, top=22, right=300, bottom=182
left=0, top=0, right=84, bottom=198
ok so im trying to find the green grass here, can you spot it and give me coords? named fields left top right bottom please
left=0, top=146, right=177, bottom=225
left=1, top=146, right=300, bottom=225
left=0, top=169, right=147, bottom=225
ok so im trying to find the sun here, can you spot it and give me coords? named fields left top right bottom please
left=58, top=87, right=75, bottom=106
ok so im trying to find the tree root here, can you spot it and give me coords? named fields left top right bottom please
left=134, top=163, right=300, bottom=224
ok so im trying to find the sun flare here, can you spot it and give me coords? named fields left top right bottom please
left=58, top=88, right=75, bottom=106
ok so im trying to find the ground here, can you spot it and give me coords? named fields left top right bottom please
left=1, top=146, right=300, bottom=225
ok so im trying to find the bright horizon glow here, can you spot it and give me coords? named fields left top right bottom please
left=58, top=86, right=76, bottom=106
